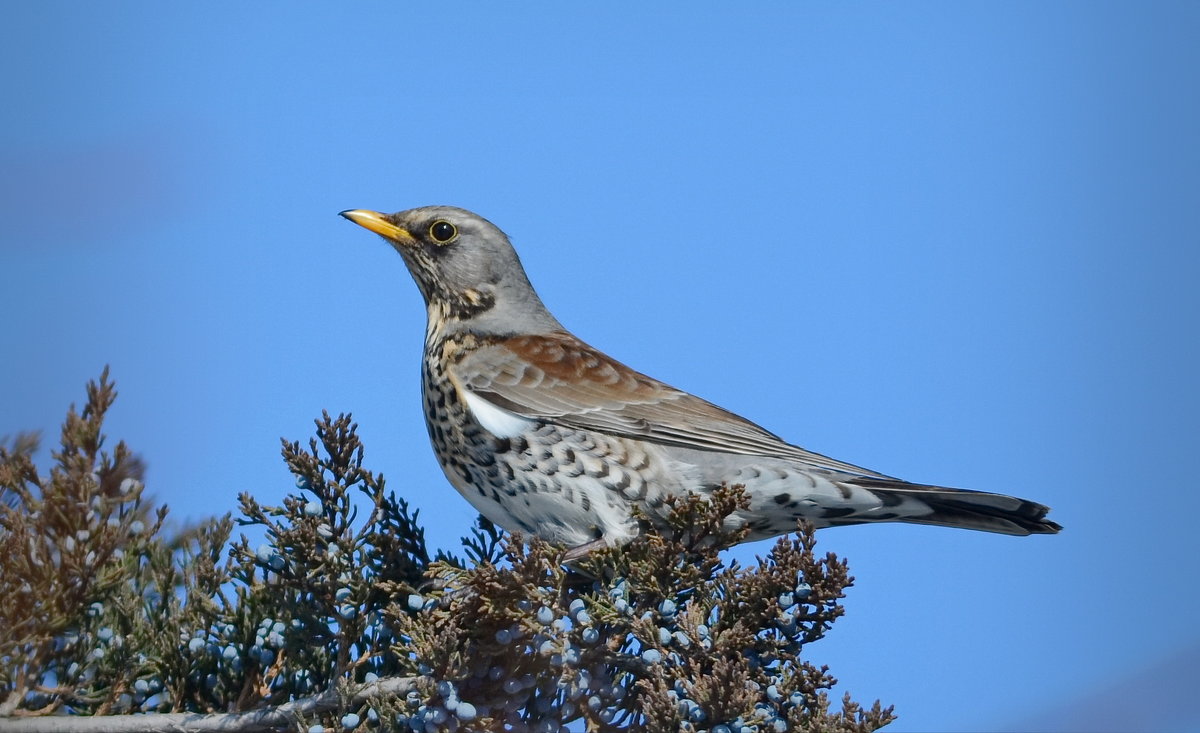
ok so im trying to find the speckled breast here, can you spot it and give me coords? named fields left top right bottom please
left=419, top=337, right=678, bottom=547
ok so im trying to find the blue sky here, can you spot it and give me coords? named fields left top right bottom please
left=3, top=3, right=1198, bottom=730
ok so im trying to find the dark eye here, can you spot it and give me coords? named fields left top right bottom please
left=429, top=220, right=457, bottom=243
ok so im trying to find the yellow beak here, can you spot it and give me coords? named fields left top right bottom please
left=339, top=209, right=416, bottom=244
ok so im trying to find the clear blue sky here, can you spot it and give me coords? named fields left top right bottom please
left=3, top=3, right=1197, bottom=730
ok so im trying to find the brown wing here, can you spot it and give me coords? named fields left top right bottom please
left=451, top=331, right=892, bottom=478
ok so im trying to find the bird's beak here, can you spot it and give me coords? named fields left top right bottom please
left=339, top=209, right=416, bottom=245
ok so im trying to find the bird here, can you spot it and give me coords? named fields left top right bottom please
left=340, top=205, right=1060, bottom=554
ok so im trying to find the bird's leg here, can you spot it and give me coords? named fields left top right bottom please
left=418, top=575, right=478, bottom=606
left=562, top=538, right=607, bottom=563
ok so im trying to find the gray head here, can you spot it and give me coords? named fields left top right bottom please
left=341, top=205, right=562, bottom=334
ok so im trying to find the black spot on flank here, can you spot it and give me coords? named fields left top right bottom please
left=581, top=494, right=592, bottom=511
left=610, top=473, right=631, bottom=492
left=586, top=462, right=611, bottom=479
left=774, top=493, right=791, bottom=505
left=494, top=437, right=512, bottom=453
left=591, top=526, right=604, bottom=540
left=562, top=448, right=575, bottom=463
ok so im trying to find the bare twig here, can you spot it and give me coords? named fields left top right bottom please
left=0, top=677, right=418, bottom=733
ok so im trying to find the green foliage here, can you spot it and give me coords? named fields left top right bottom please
left=0, top=369, right=233, bottom=716
left=0, top=372, right=894, bottom=732
left=392, top=488, right=892, bottom=732
left=222, top=411, right=438, bottom=710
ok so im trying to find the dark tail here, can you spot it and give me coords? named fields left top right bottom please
left=846, top=477, right=1061, bottom=536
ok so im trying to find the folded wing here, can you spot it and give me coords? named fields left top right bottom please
left=451, top=331, right=893, bottom=478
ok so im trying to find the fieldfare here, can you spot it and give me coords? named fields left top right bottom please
left=341, top=206, right=1060, bottom=552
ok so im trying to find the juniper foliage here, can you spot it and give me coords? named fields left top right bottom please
left=0, top=372, right=894, bottom=732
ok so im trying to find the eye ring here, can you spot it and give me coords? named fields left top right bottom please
left=429, top=220, right=457, bottom=243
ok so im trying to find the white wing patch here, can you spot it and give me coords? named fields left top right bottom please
left=463, top=389, right=536, bottom=438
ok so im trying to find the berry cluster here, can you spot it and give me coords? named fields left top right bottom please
left=2, top=382, right=893, bottom=732
left=379, top=488, right=886, bottom=732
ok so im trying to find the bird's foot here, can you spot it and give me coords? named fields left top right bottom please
left=562, top=538, right=607, bottom=563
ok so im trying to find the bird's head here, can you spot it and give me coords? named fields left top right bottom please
left=341, top=205, right=560, bottom=333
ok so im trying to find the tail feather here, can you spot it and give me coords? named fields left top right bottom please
left=846, top=477, right=1062, bottom=536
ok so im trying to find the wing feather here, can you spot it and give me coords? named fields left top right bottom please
left=452, top=331, right=892, bottom=478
